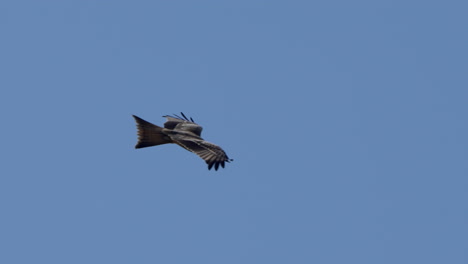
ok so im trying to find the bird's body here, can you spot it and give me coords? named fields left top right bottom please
left=132, top=113, right=232, bottom=170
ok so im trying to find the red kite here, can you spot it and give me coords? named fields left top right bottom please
left=132, top=113, right=233, bottom=170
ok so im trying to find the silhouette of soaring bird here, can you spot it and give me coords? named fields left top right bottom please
left=132, top=113, right=233, bottom=170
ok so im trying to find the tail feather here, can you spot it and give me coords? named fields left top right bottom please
left=132, top=115, right=171, bottom=148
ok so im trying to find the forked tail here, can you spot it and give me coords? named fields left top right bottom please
left=132, top=115, right=172, bottom=148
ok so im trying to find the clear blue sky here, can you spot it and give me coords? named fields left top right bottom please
left=1, top=1, right=467, bottom=263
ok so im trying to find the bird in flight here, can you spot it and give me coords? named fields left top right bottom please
left=132, top=113, right=233, bottom=171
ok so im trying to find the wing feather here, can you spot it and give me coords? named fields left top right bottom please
left=163, top=112, right=202, bottom=136
left=170, top=134, right=232, bottom=171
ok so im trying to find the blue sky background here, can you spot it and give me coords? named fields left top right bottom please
left=1, top=1, right=467, bottom=263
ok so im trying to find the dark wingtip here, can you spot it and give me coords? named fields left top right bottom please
left=181, top=112, right=195, bottom=123
left=208, top=162, right=214, bottom=170
left=167, top=112, right=195, bottom=123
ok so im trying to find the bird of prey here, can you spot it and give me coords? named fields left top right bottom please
left=132, top=113, right=233, bottom=170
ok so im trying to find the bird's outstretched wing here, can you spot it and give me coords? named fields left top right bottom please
left=163, top=113, right=203, bottom=136
left=170, top=133, right=233, bottom=171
